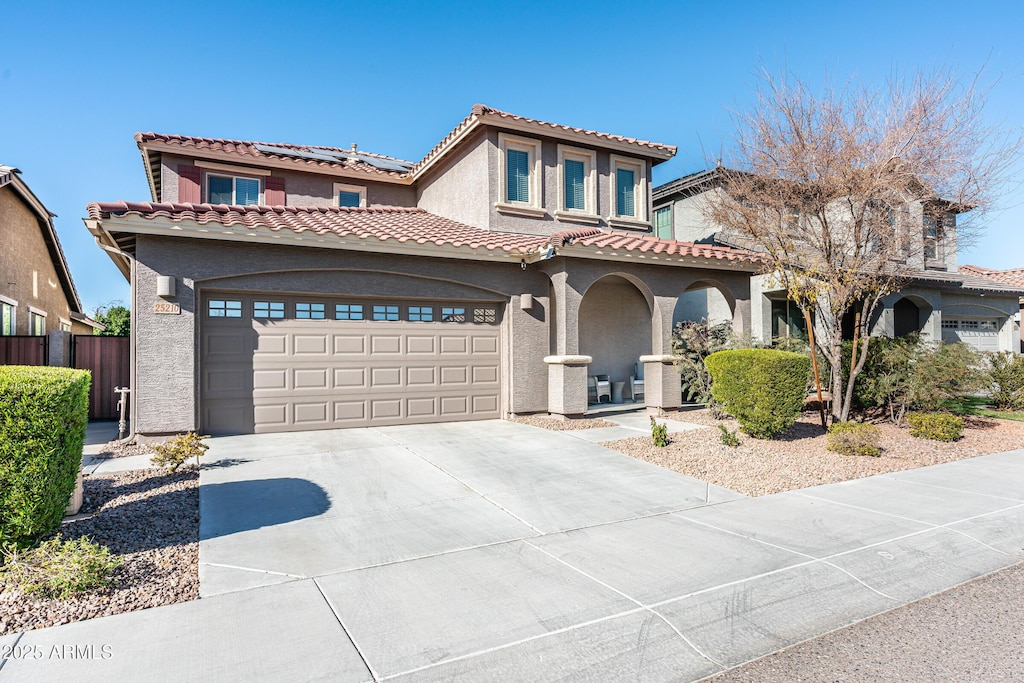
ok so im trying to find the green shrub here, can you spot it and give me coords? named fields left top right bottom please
left=0, top=366, right=90, bottom=549
left=706, top=349, right=811, bottom=439
left=1, top=535, right=121, bottom=599
left=907, top=412, right=964, bottom=442
left=846, top=338, right=985, bottom=423
left=826, top=422, right=882, bottom=457
left=650, top=417, right=669, bottom=447
left=718, top=424, right=740, bottom=447
left=989, top=353, right=1024, bottom=411
left=151, top=432, right=210, bottom=472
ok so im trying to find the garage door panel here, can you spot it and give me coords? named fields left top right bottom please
left=202, top=294, right=502, bottom=433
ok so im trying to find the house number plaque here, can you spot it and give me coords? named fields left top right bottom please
left=153, top=302, right=181, bottom=315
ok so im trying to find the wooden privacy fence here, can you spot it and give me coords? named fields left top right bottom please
left=73, top=336, right=130, bottom=420
left=0, top=335, right=48, bottom=366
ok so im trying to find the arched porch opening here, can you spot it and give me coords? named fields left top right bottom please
left=893, top=296, right=931, bottom=337
left=673, top=280, right=737, bottom=332
left=579, top=275, right=652, bottom=402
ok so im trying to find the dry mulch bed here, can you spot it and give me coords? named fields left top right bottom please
left=609, top=410, right=1024, bottom=497
left=0, top=468, right=199, bottom=636
left=511, top=415, right=618, bottom=431
left=92, top=439, right=153, bottom=459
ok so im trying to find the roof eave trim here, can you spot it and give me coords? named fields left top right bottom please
left=477, top=113, right=676, bottom=161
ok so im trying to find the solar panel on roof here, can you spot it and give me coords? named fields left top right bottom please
left=253, top=144, right=343, bottom=164
left=354, top=156, right=414, bottom=172
left=254, top=143, right=413, bottom=173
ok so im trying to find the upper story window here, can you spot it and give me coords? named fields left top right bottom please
left=654, top=206, right=672, bottom=239
left=208, top=174, right=260, bottom=206
left=923, top=213, right=947, bottom=262
left=28, top=308, right=46, bottom=336
left=609, top=156, right=647, bottom=227
left=496, top=133, right=544, bottom=217
left=555, top=145, right=598, bottom=224
left=334, top=183, right=367, bottom=208
left=0, top=297, right=15, bottom=336
left=60, top=320, right=72, bottom=333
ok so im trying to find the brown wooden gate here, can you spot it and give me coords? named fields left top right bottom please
left=73, top=336, right=130, bottom=420
left=0, top=335, right=48, bottom=366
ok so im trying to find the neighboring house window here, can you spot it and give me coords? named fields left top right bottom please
left=923, top=213, right=945, bottom=261
left=408, top=306, right=433, bottom=322
left=296, top=303, right=326, bottom=320
left=609, top=156, right=647, bottom=225
left=253, top=301, right=285, bottom=319
left=0, top=299, right=15, bottom=335
left=555, top=145, right=598, bottom=222
left=335, top=304, right=363, bottom=320
left=207, top=174, right=260, bottom=206
left=334, top=183, right=367, bottom=208
left=209, top=300, right=242, bottom=318
left=497, top=134, right=543, bottom=216
left=654, top=206, right=672, bottom=239
left=28, top=309, right=46, bottom=336
left=372, top=305, right=399, bottom=321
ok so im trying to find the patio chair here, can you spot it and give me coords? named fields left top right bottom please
left=630, top=362, right=645, bottom=401
left=589, top=374, right=611, bottom=404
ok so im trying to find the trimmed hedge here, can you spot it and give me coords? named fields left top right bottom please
left=907, top=412, right=964, bottom=442
left=706, top=349, right=811, bottom=439
left=0, top=366, right=90, bottom=549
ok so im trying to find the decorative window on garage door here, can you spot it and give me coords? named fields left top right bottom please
left=254, top=301, right=285, bottom=319
left=209, top=300, right=242, bottom=317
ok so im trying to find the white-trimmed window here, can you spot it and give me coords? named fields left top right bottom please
left=555, top=145, right=598, bottom=224
left=28, top=307, right=46, bottom=336
left=296, top=303, right=326, bottom=320
left=207, top=174, right=261, bottom=206
left=253, top=301, right=285, bottom=319
left=0, top=296, right=16, bottom=335
left=497, top=133, right=544, bottom=217
left=209, top=300, right=242, bottom=318
left=60, top=319, right=72, bottom=333
left=609, top=155, right=648, bottom=227
left=334, top=183, right=367, bottom=208
left=654, top=205, right=672, bottom=239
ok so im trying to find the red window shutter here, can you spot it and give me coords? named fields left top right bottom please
left=265, top=176, right=286, bottom=205
left=178, top=165, right=201, bottom=203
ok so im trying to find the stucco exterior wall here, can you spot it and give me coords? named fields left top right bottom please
left=415, top=129, right=491, bottom=230
left=0, top=186, right=73, bottom=335
left=131, top=234, right=552, bottom=434
left=667, top=191, right=722, bottom=243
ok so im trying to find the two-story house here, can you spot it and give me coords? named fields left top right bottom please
left=653, top=167, right=1024, bottom=354
left=86, top=105, right=763, bottom=437
left=1, top=164, right=102, bottom=341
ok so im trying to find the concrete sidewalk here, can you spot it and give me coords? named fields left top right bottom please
left=2, top=420, right=1022, bottom=682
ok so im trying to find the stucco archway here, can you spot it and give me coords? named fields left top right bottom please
left=673, top=279, right=737, bottom=330
left=578, top=275, right=652, bottom=385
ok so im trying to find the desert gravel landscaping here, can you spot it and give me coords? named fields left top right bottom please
left=511, top=415, right=618, bottom=430
left=0, top=468, right=198, bottom=636
left=606, top=409, right=1024, bottom=497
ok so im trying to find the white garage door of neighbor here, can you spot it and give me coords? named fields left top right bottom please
left=200, top=294, right=502, bottom=434
left=941, top=318, right=1000, bottom=352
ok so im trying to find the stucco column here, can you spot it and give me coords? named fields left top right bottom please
left=548, top=268, right=583, bottom=356
left=544, top=355, right=591, bottom=417
left=640, top=354, right=681, bottom=413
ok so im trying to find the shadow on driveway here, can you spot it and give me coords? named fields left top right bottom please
left=200, top=478, right=331, bottom=539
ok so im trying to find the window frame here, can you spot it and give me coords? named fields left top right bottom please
left=653, top=204, right=672, bottom=239
left=206, top=172, right=262, bottom=206
left=27, top=306, right=47, bottom=336
left=496, top=133, right=545, bottom=217
left=253, top=301, right=286, bottom=319
left=334, top=183, right=367, bottom=208
left=0, top=295, right=17, bottom=336
left=608, top=155, right=648, bottom=228
left=208, top=299, right=243, bottom=318
left=554, top=145, right=599, bottom=224
left=923, top=212, right=947, bottom=265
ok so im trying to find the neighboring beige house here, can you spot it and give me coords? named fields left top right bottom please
left=86, top=105, right=764, bottom=437
left=0, top=165, right=102, bottom=337
left=959, top=265, right=1024, bottom=352
left=653, top=168, right=1024, bottom=354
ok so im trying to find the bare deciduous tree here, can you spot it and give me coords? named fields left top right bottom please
left=705, top=68, right=1020, bottom=422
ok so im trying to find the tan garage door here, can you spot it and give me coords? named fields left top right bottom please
left=200, top=294, right=502, bottom=434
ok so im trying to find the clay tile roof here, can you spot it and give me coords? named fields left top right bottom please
left=562, top=230, right=763, bottom=264
left=134, top=132, right=414, bottom=178
left=960, top=264, right=1024, bottom=289
left=86, top=202, right=547, bottom=254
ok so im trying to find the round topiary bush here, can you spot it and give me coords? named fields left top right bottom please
left=705, top=349, right=811, bottom=439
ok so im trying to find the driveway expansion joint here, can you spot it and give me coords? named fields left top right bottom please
left=312, top=577, right=381, bottom=683
left=0, top=633, right=23, bottom=673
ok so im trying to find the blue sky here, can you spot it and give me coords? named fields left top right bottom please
left=2, top=0, right=1023, bottom=314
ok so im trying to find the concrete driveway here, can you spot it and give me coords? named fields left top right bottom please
left=4, top=420, right=1022, bottom=682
